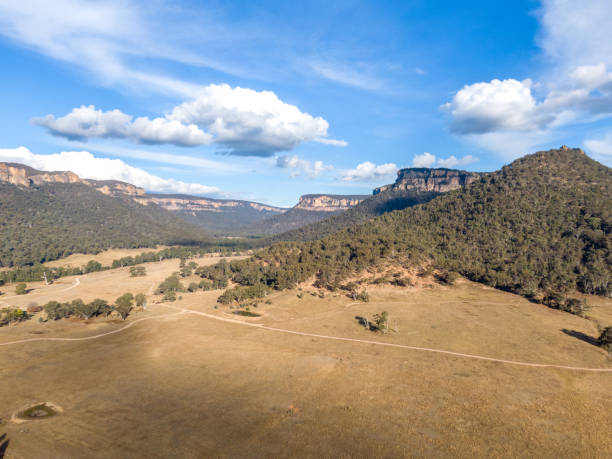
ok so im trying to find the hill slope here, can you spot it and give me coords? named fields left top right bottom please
left=235, top=194, right=369, bottom=236
left=133, top=193, right=286, bottom=233
left=202, top=147, right=611, bottom=298
left=0, top=164, right=210, bottom=267
left=271, top=188, right=442, bottom=242
left=272, top=167, right=483, bottom=242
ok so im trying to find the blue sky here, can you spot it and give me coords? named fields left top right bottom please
left=0, top=0, right=611, bottom=206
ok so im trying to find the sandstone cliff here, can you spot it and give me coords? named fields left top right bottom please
left=293, top=194, right=369, bottom=212
left=0, top=162, right=146, bottom=197
left=373, top=168, right=482, bottom=194
left=134, top=194, right=284, bottom=214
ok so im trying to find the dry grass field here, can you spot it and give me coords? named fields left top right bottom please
left=0, top=260, right=611, bottom=458
left=41, top=246, right=171, bottom=269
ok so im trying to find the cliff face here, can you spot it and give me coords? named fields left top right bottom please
left=0, top=163, right=83, bottom=187
left=0, top=162, right=286, bottom=233
left=134, top=195, right=284, bottom=214
left=374, top=168, right=482, bottom=194
left=294, top=194, right=369, bottom=212
left=0, top=163, right=146, bottom=197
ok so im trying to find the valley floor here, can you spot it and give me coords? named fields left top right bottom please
left=0, top=260, right=611, bottom=458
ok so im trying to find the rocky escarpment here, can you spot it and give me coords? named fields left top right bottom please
left=294, top=194, right=369, bottom=212
left=0, top=163, right=146, bottom=197
left=0, top=162, right=287, bottom=233
left=134, top=194, right=285, bottom=214
left=374, top=168, right=483, bottom=194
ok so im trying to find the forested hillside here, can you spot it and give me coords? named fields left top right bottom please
left=235, top=194, right=368, bottom=236
left=271, top=189, right=441, bottom=242
left=197, top=148, right=611, bottom=299
left=0, top=181, right=209, bottom=267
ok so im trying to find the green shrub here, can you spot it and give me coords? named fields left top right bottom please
left=114, top=293, right=134, bottom=320
left=217, top=284, right=268, bottom=304
left=135, top=293, right=146, bottom=307
left=0, top=308, right=30, bottom=326
left=163, top=291, right=177, bottom=302
left=598, top=327, right=612, bottom=352
left=15, top=283, right=27, bottom=295
left=436, top=270, right=460, bottom=285
left=373, top=311, right=389, bottom=332
left=129, top=266, right=146, bottom=277
left=157, top=275, right=185, bottom=294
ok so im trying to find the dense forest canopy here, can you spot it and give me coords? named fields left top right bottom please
left=0, top=181, right=210, bottom=267
left=271, top=189, right=442, bottom=243
left=197, top=148, right=611, bottom=299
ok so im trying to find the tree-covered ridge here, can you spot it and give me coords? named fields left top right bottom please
left=197, top=148, right=611, bottom=299
left=271, top=188, right=442, bottom=242
left=0, top=181, right=210, bottom=267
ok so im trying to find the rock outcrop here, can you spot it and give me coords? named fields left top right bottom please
left=133, top=194, right=284, bottom=214
left=0, top=162, right=147, bottom=197
left=373, top=168, right=482, bottom=194
left=293, top=194, right=369, bottom=212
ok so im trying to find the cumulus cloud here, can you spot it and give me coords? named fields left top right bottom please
left=33, top=105, right=210, bottom=146
left=412, top=152, right=478, bottom=168
left=412, top=152, right=436, bottom=167
left=0, top=146, right=221, bottom=196
left=584, top=133, right=612, bottom=156
left=436, top=155, right=478, bottom=168
left=34, top=85, right=346, bottom=155
left=340, top=161, right=398, bottom=182
left=443, top=1, right=612, bottom=157
left=276, top=155, right=332, bottom=178
left=443, top=67, right=612, bottom=141
left=168, top=84, right=342, bottom=155
left=442, top=79, right=548, bottom=134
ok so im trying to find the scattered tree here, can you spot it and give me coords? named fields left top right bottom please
left=373, top=311, right=389, bottom=332
left=114, top=293, right=134, bottom=320
left=129, top=266, right=146, bottom=277
left=134, top=293, right=146, bottom=307
left=598, top=327, right=612, bottom=352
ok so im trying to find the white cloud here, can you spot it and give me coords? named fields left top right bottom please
left=443, top=1, right=612, bottom=157
left=309, top=61, right=385, bottom=91
left=340, top=161, right=397, bottom=182
left=538, top=0, right=612, bottom=73
left=314, top=137, right=348, bottom=147
left=276, top=155, right=333, bottom=178
left=442, top=79, right=547, bottom=134
left=412, top=152, right=436, bottom=167
left=33, top=105, right=210, bottom=146
left=169, top=84, right=343, bottom=155
left=0, top=146, right=221, bottom=196
left=436, top=155, right=478, bottom=168
left=0, top=0, right=231, bottom=98
left=412, top=152, right=479, bottom=168
left=584, top=133, right=612, bottom=156
left=34, top=85, right=346, bottom=155
left=63, top=142, right=241, bottom=175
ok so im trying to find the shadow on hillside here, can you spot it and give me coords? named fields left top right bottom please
left=561, top=329, right=599, bottom=347
left=0, top=433, right=9, bottom=458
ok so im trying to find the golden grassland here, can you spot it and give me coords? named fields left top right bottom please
left=0, top=259, right=611, bottom=458
left=41, top=246, right=171, bottom=269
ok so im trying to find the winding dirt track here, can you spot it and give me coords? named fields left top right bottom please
left=0, top=311, right=185, bottom=346
left=0, top=277, right=81, bottom=306
left=3, top=302, right=610, bottom=373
